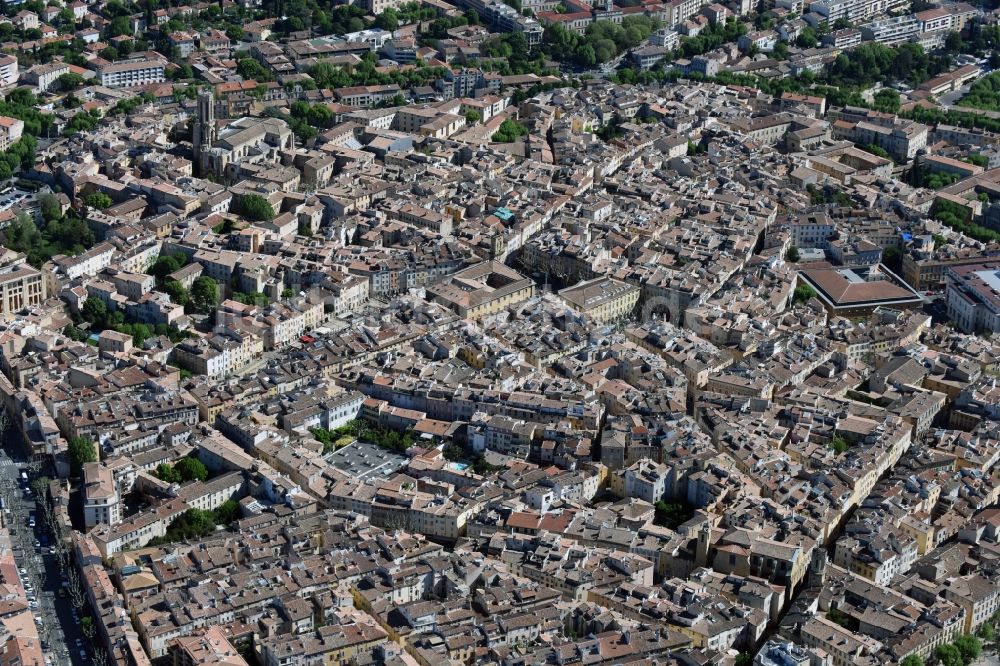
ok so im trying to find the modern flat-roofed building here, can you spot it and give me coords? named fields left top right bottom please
left=0, top=54, right=18, bottom=88
left=946, top=261, right=1000, bottom=333
left=97, top=55, right=167, bottom=87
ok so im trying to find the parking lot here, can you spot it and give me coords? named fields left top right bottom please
left=0, top=188, right=33, bottom=213
left=326, top=439, right=409, bottom=481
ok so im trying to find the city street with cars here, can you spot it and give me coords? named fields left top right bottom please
left=0, top=440, right=88, bottom=666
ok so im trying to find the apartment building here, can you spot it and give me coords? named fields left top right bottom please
left=174, top=331, right=264, bottom=380
left=83, top=462, right=122, bottom=529
left=97, top=56, right=167, bottom=87
left=171, top=627, right=249, bottom=666
left=946, top=262, right=1000, bottom=333
left=0, top=253, right=45, bottom=316
left=0, top=116, right=24, bottom=152
left=24, top=61, right=70, bottom=92
left=860, top=15, right=919, bottom=46
left=0, top=55, right=18, bottom=88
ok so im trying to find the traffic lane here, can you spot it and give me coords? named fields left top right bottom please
left=4, top=488, right=62, bottom=665
left=12, top=487, right=80, bottom=666
left=29, top=502, right=85, bottom=666
left=39, top=550, right=87, bottom=666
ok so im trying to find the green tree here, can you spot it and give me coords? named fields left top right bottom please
left=106, top=15, right=131, bottom=37
left=883, top=245, right=903, bottom=274
left=154, top=463, right=180, bottom=483
left=794, top=283, right=817, bottom=304
left=56, top=72, right=85, bottom=91
left=829, top=435, right=851, bottom=454
left=67, top=436, right=97, bottom=477
left=935, top=644, right=963, bottom=666
left=149, top=253, right=187, bottom=281
left=443, top=444, right=465, bottom=461
left=899, top=656, right=924, bottom=666
left=235, top=194, right=275, bottom=221
left=785, top=245, right=800, bottom=262
left=82, top=297, right=108, bottom=326
left=237, top=57, right=269, bottom=81
left=862, top=143, right=891, bottom=160
left=952, top=635, right=981, bottom=665
left=374, top=8, right=398, bottom=30
left=38, top=193, right=61, bottom=222
left=174, top=457, right=208, bottom=482
left=189, top=277, right=219, bottom=314
left=873, top=88, right=901, bottom=114
left=213, top=499, right=239, bottom=524
left=492, top=118, right=528, bottom=143
left=653, top=500, right=694, bottom=529
left=796, top=27, right=817, bottom=48
left=162, top=280, right=189, bottom=306
left=83, top=192, right=113, bottom=209
left=464, top=109, right=481, bottom=123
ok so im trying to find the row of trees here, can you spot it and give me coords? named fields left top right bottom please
left=958, top=70, right=1000, bottom=111
left=539, top=16, right=661, bottom=67
left=233, top=194, right=275, bottom=222
left=79, top=293, right=195, bottom=346
left=374, top=2, right=438, bottom=30
left=931, top=198, right=1000, bottom=243
left=898, top=634, right=983, bottom=666
left=145, top=503, right=239, bottom=547
left=322, top=419, right=417, bottom=454
left=2, top=207, right=94, bottom=268
left=0, top=89, right=52, bottom=136
left=309, top=427, right=354, bottom=454
left=480, top=30, right=551, bottom=75
left=826, top=42, right=948, bottom=89
left=677, top=18, right=748, bottom=58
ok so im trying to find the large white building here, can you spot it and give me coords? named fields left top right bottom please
left=0, top=54, right=18, bottom=88
left=946, top=262, right=1000, bottom=333
left=97, top=55, right=167, bottom=87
